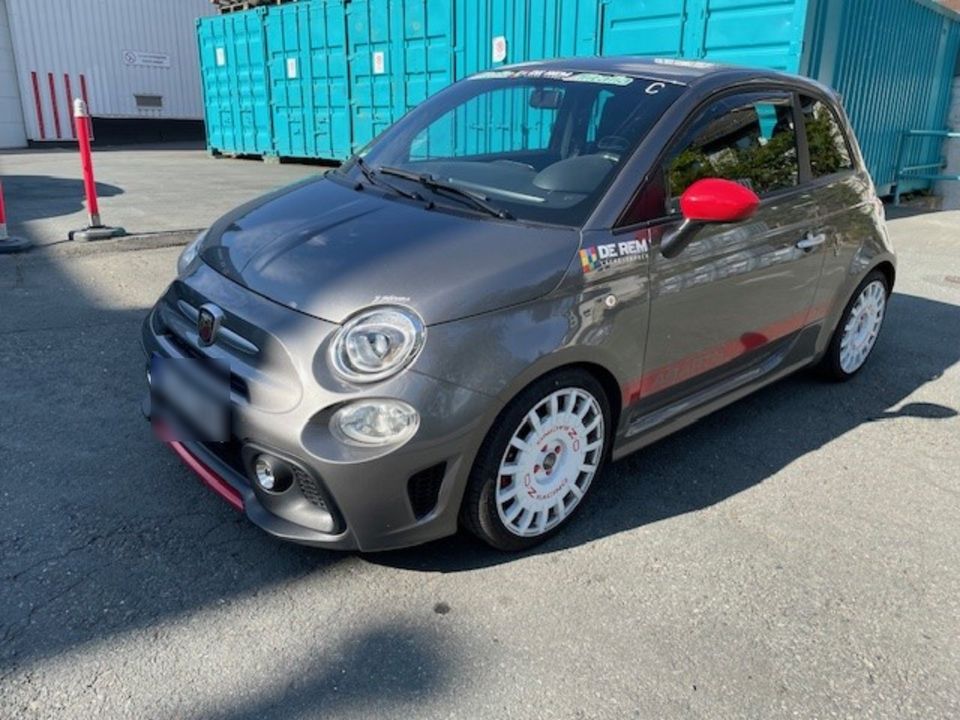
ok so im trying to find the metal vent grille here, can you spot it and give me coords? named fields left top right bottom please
left=135, top=94, right=163, bottom=109
left=295, top=467, right=328, bottom=510
left=407, top=463, right=447, bottom=519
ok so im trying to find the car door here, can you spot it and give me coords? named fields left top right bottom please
left=795, top=93, right=876, bottom=317
left=624, top=90, right=826, bottom=421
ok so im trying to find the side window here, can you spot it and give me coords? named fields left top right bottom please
left=800, top=96, right=853, bottom=177
left=663, top=93, right=799, bottom=212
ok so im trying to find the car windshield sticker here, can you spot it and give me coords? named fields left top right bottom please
left=565, top=72, right=634, bottom=86
left=470, top=69, right=634, bottom=86
left=653, top=58, right=716, bottom=69
left=579, top=237, right=650, bottom=274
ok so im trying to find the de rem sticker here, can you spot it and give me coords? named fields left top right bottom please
left=579, top=236, right=650, bottom=274
left=286, top=58, right=298, bottom=79
left=373, top=51, right=385, bottom=75
left=215, top=47, right=226, bottom=67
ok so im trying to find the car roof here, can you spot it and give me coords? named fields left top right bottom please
left=501, top=55, right=810, bottom=88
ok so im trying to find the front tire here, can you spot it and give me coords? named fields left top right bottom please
left=819, top=270, right=889, bottom=381
left=461, top=369, right=611, bottom=551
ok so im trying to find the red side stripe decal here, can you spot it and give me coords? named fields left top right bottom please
left=47, top=72, right=62, bottom=139
left=623, top=303, right=831, bottom=404
left=64, top=74, right=76, bottom=139
left=31, top=71, right=46, bottom=140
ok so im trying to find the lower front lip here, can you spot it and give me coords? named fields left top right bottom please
left=157, top=423, right=245, bottom=512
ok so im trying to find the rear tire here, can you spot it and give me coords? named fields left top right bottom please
left=461, top=369, right=611, bottom=552
left=819, top=270, right=889, bottom=381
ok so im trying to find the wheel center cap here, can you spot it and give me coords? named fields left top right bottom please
left=543, top=451, right=558, bottom=472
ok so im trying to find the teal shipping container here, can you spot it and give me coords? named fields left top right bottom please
left=197, top=9, right=273, bottom=156
left=197, top=0, right=960, bottom=196
left=266, top=0, right=351, bottom=159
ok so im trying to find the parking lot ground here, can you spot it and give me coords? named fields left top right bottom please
left=0, top=208, right=958, bottom=719
left=0, top=144, right=322, bottom=246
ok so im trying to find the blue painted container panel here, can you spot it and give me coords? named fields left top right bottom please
left=347, top=0, right=456, bottom=152
left=197, top=9, right=273, bottom=155
left=804, top=0, right=960, bottom=195
left=265, top=0, right=350, bottom=159
left=599, top=0, right=808, bottom=72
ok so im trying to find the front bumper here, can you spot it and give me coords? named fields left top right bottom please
left=142, top=266, right=494, bottom=552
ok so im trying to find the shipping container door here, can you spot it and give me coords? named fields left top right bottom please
left=694, top=0, right=808, bottom=71
left=347, top=0, right=455, bottom=153
left=266, top=1, right=349, bottom=160
left=599, top=0, right=807, bottom=71
left=308, top=0, right=350, bottom=158
left=347, top=0, right=397, bottom=151
left=598, top=0, right=689, bottom=56
left=197, top=10, right=272, bottom=155
left=266, top=4, right=306, bottom=157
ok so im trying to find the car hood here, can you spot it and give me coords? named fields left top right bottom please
left=199, top=176, right=579, bottom=325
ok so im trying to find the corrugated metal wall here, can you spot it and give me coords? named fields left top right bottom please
left=0, top=0, right=26, bottom=148
left=8, top=0, right=215, bottom=142
left=804, top=0, right=960, bottom=195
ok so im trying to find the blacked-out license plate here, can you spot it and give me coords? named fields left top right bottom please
left=150, top=354, right=229, bottom=441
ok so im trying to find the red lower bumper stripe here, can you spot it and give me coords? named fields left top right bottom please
left=164, top=436, right=245, bottom=512
left=623, top=303, right=831, bottom=404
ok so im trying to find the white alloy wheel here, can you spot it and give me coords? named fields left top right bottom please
left=839, top=279, right=886, bottom=374
left=495, top=387, right=605, bottom=538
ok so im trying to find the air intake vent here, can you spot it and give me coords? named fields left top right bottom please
left=407, top=463, right=446, bottom=519
left=295, top=466, right=328, bottom=510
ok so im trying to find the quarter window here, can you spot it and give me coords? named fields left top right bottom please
left=801, top=96, right=853, bottom=177
left=663, top=93, right=799, bottom=211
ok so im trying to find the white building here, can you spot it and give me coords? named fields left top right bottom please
left=0, top=0, right=215, bottom=148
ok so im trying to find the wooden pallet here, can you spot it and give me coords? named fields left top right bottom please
left=212, top=0, right=291, bottom=14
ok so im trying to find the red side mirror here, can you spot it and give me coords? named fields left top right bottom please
left=679, top=178, right=760, bottom=224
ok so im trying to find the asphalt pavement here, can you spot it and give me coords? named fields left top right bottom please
left=0, top=207, right=958, bottom=719
left=0, top=144, right=321, bottom=246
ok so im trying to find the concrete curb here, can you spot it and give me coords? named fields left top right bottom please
left=0, top=229, right=201, bottom=263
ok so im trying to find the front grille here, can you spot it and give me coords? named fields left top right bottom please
left=165, top=332, right=249, bottom=399
left=295, top=467, right=328, bottom=510
left=202, top=438, right=246, bottom=476
left=407, top=463, right=447, bottom=519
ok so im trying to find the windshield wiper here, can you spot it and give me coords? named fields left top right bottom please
left=378, top=166, right=513, bottom=220
left=352, top=156, right=423, bottom=202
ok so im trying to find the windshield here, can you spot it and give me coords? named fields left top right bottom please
left=339, top=70, right=685, bottom=225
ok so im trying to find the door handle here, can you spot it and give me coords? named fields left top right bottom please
left=796, top=232, right=827, bottom=251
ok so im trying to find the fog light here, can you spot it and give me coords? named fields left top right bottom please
left=331, top=400, right=419, bottom=447
left=252, top=455, right=292, bottom=493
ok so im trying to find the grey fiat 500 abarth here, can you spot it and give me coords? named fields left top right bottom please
left=143, top=57, right=895, bottom=552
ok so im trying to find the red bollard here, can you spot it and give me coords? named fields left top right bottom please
left=0, top=180, right=32, bottom=254
left=68, top=99, right=125, bottom=242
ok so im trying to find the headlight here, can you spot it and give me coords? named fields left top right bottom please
left=177, top=230, right=206, bottom=277
left=330, top=306, right=425, bottom=383
left=331, top=400, right=420, bottom=446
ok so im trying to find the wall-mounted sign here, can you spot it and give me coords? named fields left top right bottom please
left=492, top=36, right=507, bottom=63
left=122, top=50, right=171, bottom=68
left=373, top=51, right=385, bottom=75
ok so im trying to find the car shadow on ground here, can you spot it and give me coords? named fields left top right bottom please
left=1, top=231, right=956, bottom=713
left=371, top=291, right=959, bottom=573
